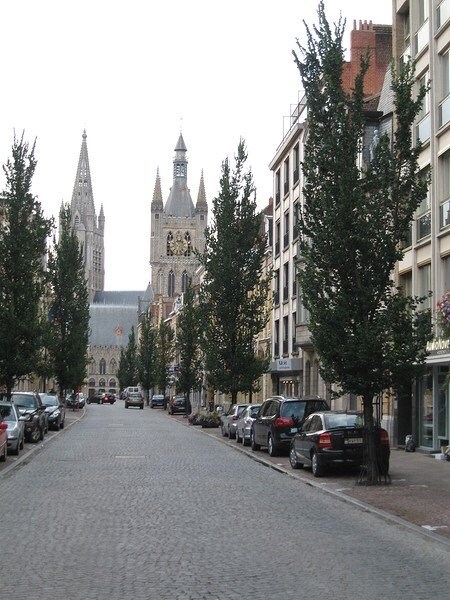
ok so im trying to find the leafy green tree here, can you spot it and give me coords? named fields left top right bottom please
left=198, top=140, right=271, bottom=404
left=47, top=205, right=90, bottom=400
left=293, top=2, right=432, bottom=482
left=154, top=321, right=175, bottom=397
left=176, top=282, right=203, bottom=413
left=118, top=326, right=138, bottom=390
left=137, top=312, right=157, bottom=405
left=0, top=133, right=53, bottom=397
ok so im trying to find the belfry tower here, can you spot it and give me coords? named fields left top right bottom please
left=70, top=130, right=105, bottom=303
left=150, top=133, right=208, bottom=317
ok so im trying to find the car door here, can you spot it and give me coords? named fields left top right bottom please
left=259, top=400, right=278, bottom=444
left=296, top=414, right=321, bottom=463
left=253, top=401, right=269, bottom=444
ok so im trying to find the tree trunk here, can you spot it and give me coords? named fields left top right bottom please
left=361, top=395, right=388, bottom=485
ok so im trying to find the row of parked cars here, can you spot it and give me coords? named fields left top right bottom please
left=219, top=396, right=391, bottom=478
left=0, top=391, right=67, bottom=462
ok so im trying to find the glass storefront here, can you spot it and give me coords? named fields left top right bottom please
left=438, top=366, right=449, bottom=443
left=417, top=370, right=433, bottom=448
left=416, top=365, right=450, bottom=449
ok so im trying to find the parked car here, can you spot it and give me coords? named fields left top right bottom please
left=40, top=394, right=66, bottom=430
left=0, top=401, right=25, bottom=455
left=87, top=392, right=115, bottom=405
left=0, top=414, right=8, bottom=462
left=125, top=391, right=144, bottom=409
left=235, top=403, right=262, bottom=445
left=66, top=393, right=85, bottom=409
left=251, top=396, right=330, bottom=457
left=288, top=410, right=390, bottom=477
left=220, top=403, right=249, bottom=439
left=150, top=394, right=165, bottom=409
left=168, top=396, right=186, bottom=415
left=11, top=391, right=47, bottom=443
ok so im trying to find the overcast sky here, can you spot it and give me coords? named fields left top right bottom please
left=0, top=0, right=393, bottom=291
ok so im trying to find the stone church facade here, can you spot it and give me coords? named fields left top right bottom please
left=150, top=133, right=208, bottom=320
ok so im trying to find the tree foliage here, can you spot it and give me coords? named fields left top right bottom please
left=175, top=282, right=203, bottom=410
left=118, top=326, right=138, bottom=389
left=154, top=321, right=175, bottom=395
left=198, top=140, right=271, bottom=403
left=137, top=311, right=156, bottom=403
left=47, top=204, right=90, bottom=399
left=0, top=133, right=53, bottom=396
left=293, top=2, right=432, bottom=481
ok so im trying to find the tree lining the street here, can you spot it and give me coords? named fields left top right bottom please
left=293, top=1, right=432, bottom=483
left=136, top=311, right=157, bottom=404
left=154, top=321, right=175, bottom=397
left=0, top=133, right=53, bottom=397
left=47, top=204, right=90, bottom=400
left=198, top=140, right=271, bottom=405
left=118, top=326, right=138, bottom=390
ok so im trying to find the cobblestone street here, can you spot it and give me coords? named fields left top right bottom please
left=1, top=404, right=449, bottom=600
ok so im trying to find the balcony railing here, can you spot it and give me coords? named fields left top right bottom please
left=416, top=113, right=431, bottom=143
left=438, top=0, right=450, bottom=29
left=439, top=94, right=450, bottom=129
left=414, top=20, right=429, bottom=55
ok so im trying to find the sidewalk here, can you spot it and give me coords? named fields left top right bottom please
left=171, top=412, right=450, bottom=545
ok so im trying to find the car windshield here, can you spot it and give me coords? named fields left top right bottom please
left=249, top=406, right=261, bottom=417
left=13, top=395, right=37, bottom=408
left=129, top=393, right=141, bottom=398
left=0, top=405, right=15, bottom=421
left=324, top=414, right=363, bottom=429
left=41, top=396, right=58, bottom=407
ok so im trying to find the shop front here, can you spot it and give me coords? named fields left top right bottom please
left=415, top=338, right=450, bottom=451
left=268, top=358, right=302, bottom=397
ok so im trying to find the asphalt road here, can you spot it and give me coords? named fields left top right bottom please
left=1, top=403, right=449, bottom=600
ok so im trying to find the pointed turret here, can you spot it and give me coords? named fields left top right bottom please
left=98, top=204, right=105, bottom=231
left=151, top=168, right=164, bottom=211
left=195, top=170, right=208, bottom=214
left=164, top=134, right=195, bottom=218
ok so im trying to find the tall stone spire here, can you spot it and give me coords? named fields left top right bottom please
left=71, top=129, right=95, bottom=220
left=151, top=167, right=163, bottom=211
left=196, top=169, right=208, bottom=213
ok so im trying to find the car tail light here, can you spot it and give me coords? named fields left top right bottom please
left=379, top=429, right=389, bottom=445
left=274, top=417, right=293, bottom=428
left=232, top=415, right=239, bottom=421
left=0, top=422, right=7, bottom=431
left=317, top=432, right=332, bottom=448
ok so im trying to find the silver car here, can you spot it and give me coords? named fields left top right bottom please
left=0, top=402, right=25, bottom=455
left=236, top=403, right=262, bottom=446
left=220, top=403, right=249, bottom=439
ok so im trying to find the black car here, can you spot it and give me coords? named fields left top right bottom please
left=251, top=396, right=330, bottom=457
left=40, top=394, right=66, bottom=430
left=288, top=410, right=390, bottom=477
left=168, top=396, right=186, bottom=414
left=11, top=392, right=47, bottom=443
left=150, top=394, right=165, bottom=409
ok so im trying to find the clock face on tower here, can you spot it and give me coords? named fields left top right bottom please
left=170, top=231, right=188, bottom=255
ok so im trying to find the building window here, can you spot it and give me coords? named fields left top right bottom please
left=293, top=144, right=299, bottom=184
left=415, top=0, right=429, bottom=55
left=274, top=221, right=280, bottom=256
left=110, top=359, right=117, bottom=374
left=168, top=270, right=175, bottom=297
left=416, top=73, right=430, bottom=142
left=274, top=319, right=280, bottom=357
left=439, top=50, right=450, bottom=128
left=292, top=312, right=297, bottom=352
left=99, top=358, right=106, bottom=375
left=416, top=167, right=431, bottom=240
left=181, top=271, right=189, bottom=293
left=283, top=262, right=289, bottom=302
left=399, top=271, right=412, bottom=297
left=443, top=255, right=450, bottom=293
left=293, top=202, right=298, bottom=240
left=167, top=232, right=174, bottom=256
left=418, top=263, right=431, bottom=311
left=283, top=316, right=289, bottom=355
left=275, top=170, right=281, bottom=205
left=440, top=150, right=450, bottom=229
left=438, top=0, right=450, bottom=29
left=184, top=232, right=192, bottom=256
left=283, top=212, right=290, bottom=248
left=273, top=269, right=280, bottom=305
left=283, top=157, right=289, bottom=196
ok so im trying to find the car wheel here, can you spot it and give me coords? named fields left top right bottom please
left=242, top=435, right=249, bottom=447
left=60, top=419, right=65, bottom=429
left=228, top=426, right=235, bottom=440
left=29, top=427, right=41, bottom=444
left=20, top=434, right=24, bottom=450
left=236, top=429, right=241, bottom=443
left=99, top=399, right=103, bottom=404
left=39, top=425, right=45, bottom=440
left=140, top=405, right=144, bottom=410
left=311, top=452, right=324, bottom=477
left=125, top=403, right=128, bottom=409
left=10, top=441, right=19, bottom=456
left=267, top=435, right=279, bottom=457
left=289, top=446, right=303, bottom=469
left=251, top=430, right=260, bottom=451
left=221, top=424, right=227, bottom=437
left=0, top=445, right=6, bottom=462
left=87, top=400, right=91, bottom=404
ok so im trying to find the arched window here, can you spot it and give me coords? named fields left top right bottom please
left=99, top=358, right=106, bottom=375
left=109, top=378, right=116, bottom=389
left=89, top=378, right=95, bottom=387
left=181, top=271, right=189, bottom=293
left=89, top=359, right=96, bottom=375
left=167, top=232, right=174, bottom=256
left=168, top=270, right=175, bottom=297
left=184, top=232, right=192, bottom=256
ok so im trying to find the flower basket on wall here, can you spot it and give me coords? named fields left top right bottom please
left=437, top=291, right=450, bottom=338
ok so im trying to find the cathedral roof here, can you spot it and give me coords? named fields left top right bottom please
left=92, top=291, right=145, bottom=305
left=164, top=133, right=196, bottom=218
left=71, top=130, right=96, bottom=220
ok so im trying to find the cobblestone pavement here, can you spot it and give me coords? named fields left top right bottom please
left=1, top=403, right=450, bottom=600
